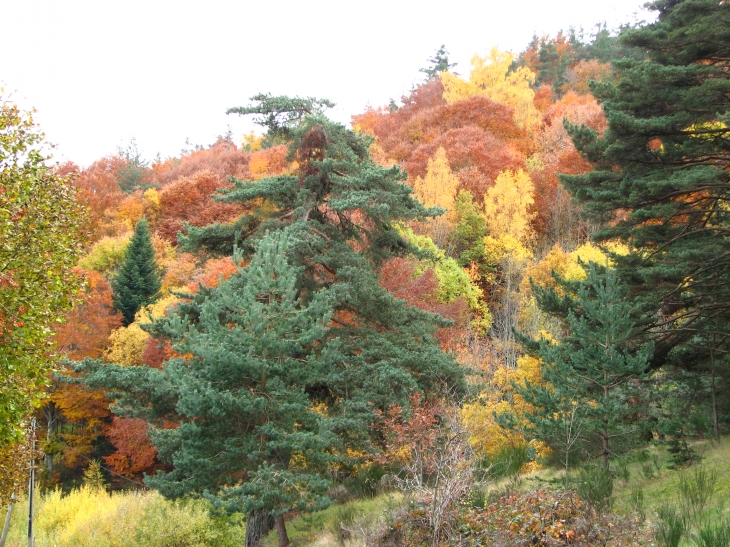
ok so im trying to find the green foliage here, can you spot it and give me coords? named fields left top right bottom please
left=452, top=190, right=490, bottom=270
left=111, top=218, right=162, bottom=325
left=226, top=93, right=335, bottom=147
left=116, top=138, right=151, bottom=193
left=78, top=101, right=464, bottom=535
left=667, top=438, right=702, bottom=470
left=693, top=519, right=730, bottom=547
left=576, top=465, right=613, bottom=508
left=514, top=265, right=653, bottom=468
left=657, top=503, right=687, bottom=547
left=561, top=0, right=730, bottom=373
left=419, top=44, right=457, bottom=80
left=0, top=92, right=86, bottom=444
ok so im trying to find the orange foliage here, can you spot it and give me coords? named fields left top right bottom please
left=149, top=140, right=250, bottom=187
left=189, top=256, right=239, bottom=291
left=561, top=59, right=613, bottom=95
left=379, top=257, right=469, bottom=348
left=55, top=269, right=122, bottom=360
left=103, top=417, right=159, bottom=479
left=248, top=144, right=289, bottom=179
left=62, top=157, right=126, bottom=239
left=157, top=171, right=245, bottom=243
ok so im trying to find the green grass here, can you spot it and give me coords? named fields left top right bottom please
left=261, top=493, right=403, bottom=547
left=612, top=437, right=730, bottom=518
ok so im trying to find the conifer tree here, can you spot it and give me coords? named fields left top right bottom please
left=111, top=218, right=161, bottom=325
left=78, top=96, right=464, bottom=547
left=561, top=0, right=730, bottom=368
left=512, top=266, right=653, bottom=471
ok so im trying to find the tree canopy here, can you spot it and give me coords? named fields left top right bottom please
left=0, top=93, right=86, bottom=444
left=77, top=95, right=465, bottom=547
left=562, top=0, right=730, bottom=369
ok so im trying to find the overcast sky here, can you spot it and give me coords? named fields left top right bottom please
left=1, top=0, right=654, bottom=167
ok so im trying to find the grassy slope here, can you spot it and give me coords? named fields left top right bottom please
left=612, top=436, right=730, bottom=518
left=267, top=437, right=730, bottom=547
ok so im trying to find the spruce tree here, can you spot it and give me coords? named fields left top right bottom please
left=512, top=266, right=653, bottom=473
left=78, top=96, right=464, bottom=547
left=561, top=0, right=730, bottom=368
left=111, top=218, right=162, bottom=325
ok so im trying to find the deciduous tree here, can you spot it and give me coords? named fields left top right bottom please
left=0, top=93, right=86, bottom=444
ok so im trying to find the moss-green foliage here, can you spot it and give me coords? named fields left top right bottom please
left=4, top=487, right=245, bottom=547
left=399, top=225, right=491, bottom=329
left=78, top=234, right=131, bottom=275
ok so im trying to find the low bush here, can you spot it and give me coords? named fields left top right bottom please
left=4, top=486, right=245, bottom=547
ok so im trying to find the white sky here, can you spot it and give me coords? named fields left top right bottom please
left=1, top=0, right=653, bottom=167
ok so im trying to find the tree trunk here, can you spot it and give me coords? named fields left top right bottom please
left=274, top=514, right=291, bottom=547
left=245, top=510, right=274, bottom=547
left=710, top=345, right=720, bottom=440
left=43, top=402, right=58, bottom=479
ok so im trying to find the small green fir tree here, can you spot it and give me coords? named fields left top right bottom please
left=111, top=218, right=162, bottom=325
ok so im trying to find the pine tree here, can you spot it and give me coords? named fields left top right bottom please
left=561, top=0, right=730, bottom=368
left=419, top=44, right=457, bottom=80
left=512, top=266, right=653, bottom=472
left=78, top=96, right=464, bottom=547
left=111, top=218, right=161, bottom=325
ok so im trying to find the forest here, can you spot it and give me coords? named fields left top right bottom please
left=1, top=0, right=729, bottom=545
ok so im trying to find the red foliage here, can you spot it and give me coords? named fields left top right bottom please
left=354, top=84, right=530, bottom=205
left=375, top=393, right=441, bottom=472
left=379, top=258, right=469, bottom=348
left=141, top=338, right=174, bottom=369
left=103, top=417, right=159, bottom=479
left=404, top=126, right=525, bottom=204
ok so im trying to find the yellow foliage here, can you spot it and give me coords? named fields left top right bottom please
left=461, top=355, right=549, bottom=471
left=484, top=235, right=534, bottom=266
left=413, top=147, right=460, bottom=222
left=151, top=234, right=176, bottom=269
left=6, top=487, right=245, bottom=547
left=114, top=194, right=144, bottom=228
left=484, top=169, right=535, bottom=244
left=242, top=131, right=263, bottom=152
left=248, top=152, right=270, bottom=179
left=142, top=188, right=160, bottom=223
left=105, top=295, right=178, bottom=366
left=413, top=147, right=460, bottom=247
left=78, top=233, right=132, bottom=274
left=440, top=48, right=539, bottom=130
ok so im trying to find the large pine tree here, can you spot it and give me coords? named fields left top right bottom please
left=561, top=0, right=730, bottom=369
left=79, top=96, right=464, bottom=547
left=111, top=218, right=162, bottom=325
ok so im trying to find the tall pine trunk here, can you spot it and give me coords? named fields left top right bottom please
left=274, top=515, right=290, bottom=547
left=245, top=510, right=274, bottom=547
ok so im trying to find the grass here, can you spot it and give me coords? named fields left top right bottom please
left=261, top=493, right=403, bottom=547
left=612, top=437, right=730, bottom=519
